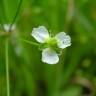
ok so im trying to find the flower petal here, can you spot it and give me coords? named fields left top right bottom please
left=3, top=24, right=16, bottom=32
left=31, top=26, right=49, bottom=43
left=42, top=48, right=59, bottom=64
left=55, top=32, right=71, bottom=49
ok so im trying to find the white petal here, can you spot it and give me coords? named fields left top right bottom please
left=42, top=48, right=59, bottom=64
left=55, top=32, right=71, bottom=49
left=11, top=24, right=16, bottom=31
left=31, top=26, right=49, bottom=43
left=3, top=24, right=16, bottom=32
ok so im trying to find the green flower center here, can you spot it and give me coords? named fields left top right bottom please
left=45, top=37, right=57, bottom=47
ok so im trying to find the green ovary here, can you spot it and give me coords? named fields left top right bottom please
left=45, top=37, right=57, bottom=48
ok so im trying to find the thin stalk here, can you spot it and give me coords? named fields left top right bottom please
left=9, top=0, right=22, bottom=31
left=5, top=38, right=10, bottom=96
left=21, top=39, right=39, bottom=46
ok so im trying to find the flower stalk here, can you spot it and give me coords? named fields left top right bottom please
left=9, top=0, right=22, bottom=32
left=21, top=39, right=39, bottom=46
left=5, top=38, right=10, bottom=96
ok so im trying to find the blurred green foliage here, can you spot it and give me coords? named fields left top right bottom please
left=0, top=0, right=96, bottom=96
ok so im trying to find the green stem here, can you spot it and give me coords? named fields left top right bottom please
left=9, top=0, right=22, bottom=31
left=5, top=38, right=10, bottom=96
left=21, top=39, right=39, bottom=46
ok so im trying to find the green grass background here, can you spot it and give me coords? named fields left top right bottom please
left=0, top=0, right=96, bottom=96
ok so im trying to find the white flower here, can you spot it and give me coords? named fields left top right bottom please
left=31, top=26, right=71, bottom=64
left=3, top=24, right=16, bottom=32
